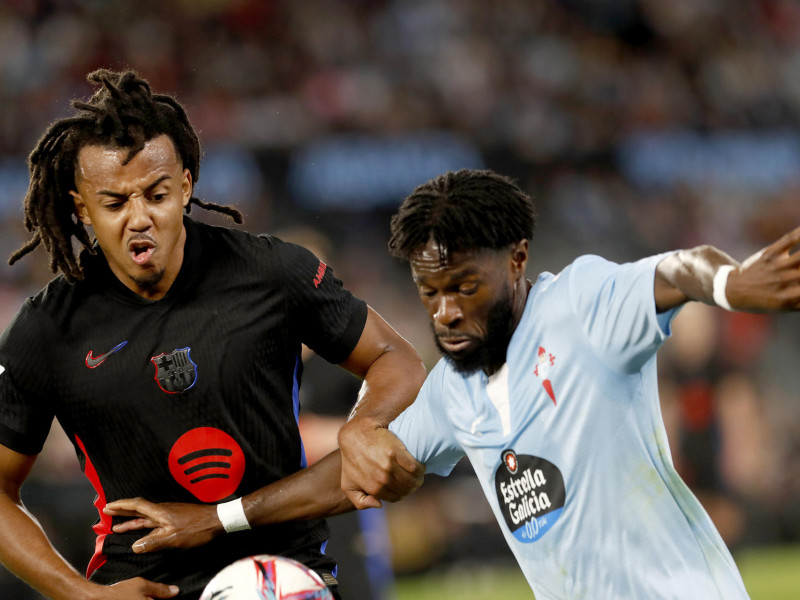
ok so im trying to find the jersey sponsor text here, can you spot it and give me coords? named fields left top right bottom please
left=495, top=450, right=566, bottom=543
left=313, top=261, right=327, bottom=288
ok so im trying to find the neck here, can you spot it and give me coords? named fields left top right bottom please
left=481, top=278, right=531, bottom=378
left=510, top=277, right=532, bottom=332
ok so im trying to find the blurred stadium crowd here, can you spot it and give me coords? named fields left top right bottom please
left=1, top=0, right=799, bottom=597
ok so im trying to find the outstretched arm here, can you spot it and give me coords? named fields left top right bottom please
left=0, top=444, right=179, bottom=599
left=105, top=450, right=357, bottom=554
left=655, top=225, right=800, bottom=312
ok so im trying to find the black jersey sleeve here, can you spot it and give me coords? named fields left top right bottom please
left=0, top=301, right=55, bottom=455
left=273, top=238, right=368, bottom=365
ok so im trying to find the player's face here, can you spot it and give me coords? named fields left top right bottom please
left=410, top=239, right=529, bottom=376
left=71, top=135, right=192, bottom=300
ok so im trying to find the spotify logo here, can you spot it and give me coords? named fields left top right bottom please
left=168, top=427, right=246, bottom=502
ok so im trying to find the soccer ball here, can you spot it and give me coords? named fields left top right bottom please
left=200, top=554, right=334, bottom=600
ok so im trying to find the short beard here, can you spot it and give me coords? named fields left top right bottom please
left=131, top=268, right=166, bottom=292
left=433, top=285, right=515, bottom=377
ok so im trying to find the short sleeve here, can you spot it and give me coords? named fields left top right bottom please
left=566, top=253, right=681, bottom=373
left=0, top=302, right=55, bottom=455
left=389, top=365, right=464, bottom=476
left=273, top=238, right=368, bottom=364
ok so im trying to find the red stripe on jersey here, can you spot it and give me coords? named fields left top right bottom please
left=75, top=434, right=112, bottom=578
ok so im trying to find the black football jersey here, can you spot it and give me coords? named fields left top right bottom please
left=0, top=217, right=367, bottom=598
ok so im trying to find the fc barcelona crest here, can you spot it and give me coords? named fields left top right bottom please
left=151, top=347, right=197, bottom=394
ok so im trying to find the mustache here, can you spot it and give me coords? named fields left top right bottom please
left=127, top=233, right=156, bottom=245
left=434, top=332, right=480, bottom=342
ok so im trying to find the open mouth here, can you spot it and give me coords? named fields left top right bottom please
left=129, top=240, right=156, bottom=266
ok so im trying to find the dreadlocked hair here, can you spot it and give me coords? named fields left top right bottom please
left=388, top=169, right=536, bottom=264
left=9, top=68, right=243, bottom=282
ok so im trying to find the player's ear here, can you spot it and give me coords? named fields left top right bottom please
left=71, top=190, right=91, bottom=226
left=509, top=239, right=529, bottom=277
left=181, top=168, right=192, bottom=208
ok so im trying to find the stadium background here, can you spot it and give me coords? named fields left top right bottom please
left=0, top=0, right=798, bottom=597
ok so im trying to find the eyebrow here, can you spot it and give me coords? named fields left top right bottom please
left=413, top=265, right=480, bottom=285
left=97, top=174, right=172, bottom=198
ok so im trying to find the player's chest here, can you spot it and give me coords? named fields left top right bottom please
left=450, top=346, right=579, bottom=444
left=53, top=290, right=291, bottom=403
left=449, top=362, right=576, bottom=546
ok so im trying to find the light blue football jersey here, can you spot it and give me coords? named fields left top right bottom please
left=390, top=254, right=750, bottom=600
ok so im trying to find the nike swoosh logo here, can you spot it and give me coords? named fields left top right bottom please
left=86, top=341, right=128, bottom=368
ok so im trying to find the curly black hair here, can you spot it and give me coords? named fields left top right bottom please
left=388, top=169, right=536, bottom=264
left=9, top=69, right=243, bottom=282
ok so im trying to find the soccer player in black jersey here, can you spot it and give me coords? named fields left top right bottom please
left=0, top=70, right=426, bottom=600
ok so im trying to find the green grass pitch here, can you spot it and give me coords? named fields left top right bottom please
left=394, top=544, right=800, bottom=599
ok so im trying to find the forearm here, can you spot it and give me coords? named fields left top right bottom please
left=243, top=450, right=354, bottom=528
left=657, top=226, right=800, bottom=313
left=0, top=494, right=97, bottom=600
left=655, top=245, right=738, bottom=311
left=107, top=451, right=356, bottom=554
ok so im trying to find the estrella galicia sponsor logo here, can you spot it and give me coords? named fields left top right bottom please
left=151, top=347, right=197, bottom=394
left=495, top=450, right=565, bottom=543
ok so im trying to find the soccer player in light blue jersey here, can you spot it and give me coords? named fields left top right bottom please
left=104, top=168, right=800, bottom=599
left=383, top=169, right=800, bottom=599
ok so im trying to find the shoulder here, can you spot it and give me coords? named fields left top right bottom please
left=0, top=275, right=70, bottom=346
left=191, top=221, right=318, bottom=265
left=188, top=218, right=272, bottom=253
left=421, top=357, right=469, bottom=402
left=531, top=256, right=611, bottom=290
left=428, top=357, right=451, bottom=386
left=526, top=255, right=632, bottom=327
left=25, top=274, right=79, bottom=318
left=185, top=220, right=295, bottom=282
left=393, top=359, right=454, bottom=427
left=557, top=254, right=660, bottom=293
left=524, top=257, right=606, bottom=304
left=564, top=253, right=668, bottom=278
left=564, top=254, right=617, bottom=279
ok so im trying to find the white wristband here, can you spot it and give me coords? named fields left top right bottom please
left=217, top=498, right=251, bottom=533
left=712, top=265, right=735, bottom=311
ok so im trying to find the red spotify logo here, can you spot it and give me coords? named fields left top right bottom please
left=168, top=427, right=246, bottom=502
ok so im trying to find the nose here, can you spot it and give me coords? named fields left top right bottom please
left=127, top=196, right=153, bottom=231
left=432, top=294, right=462, bottom=328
